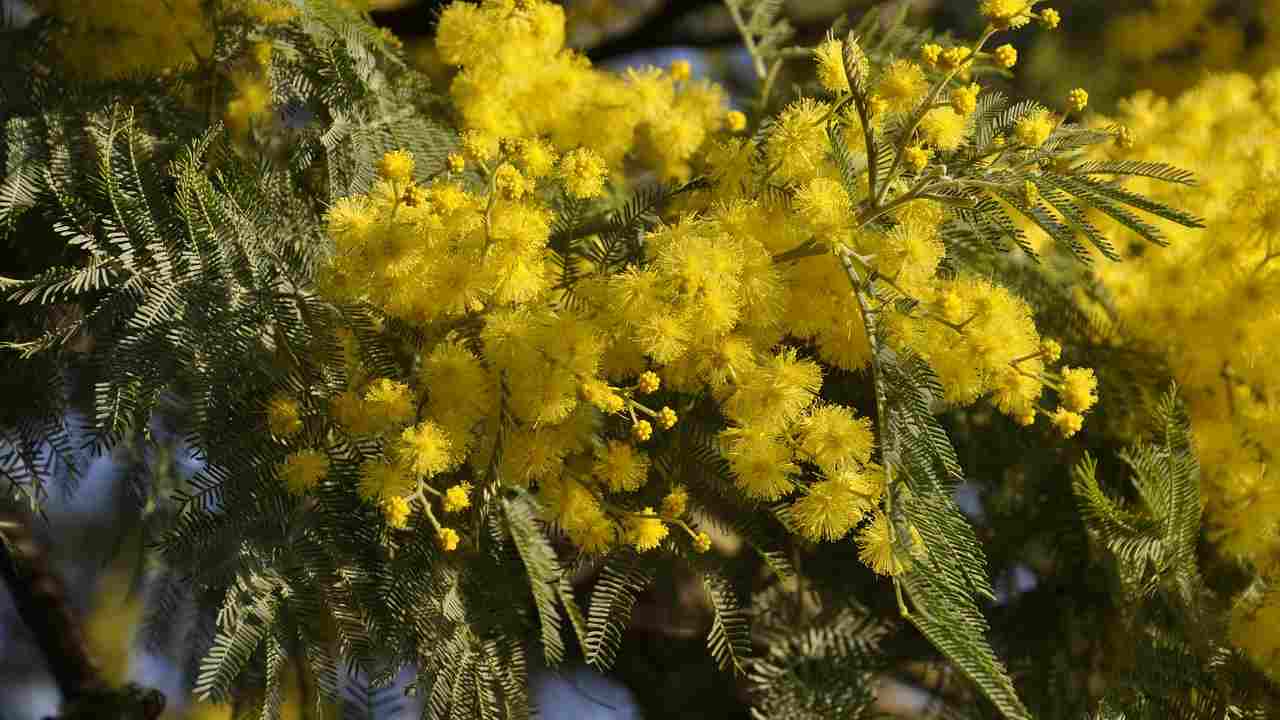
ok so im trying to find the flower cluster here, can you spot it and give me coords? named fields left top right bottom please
left=268, top=0, right=1105, bottom=578
left=1102, top=0, right=1280, bottom=98
left=1085, top=69, right=1280, bottom=679
left=435, top=0, right=731, bottom=182
left=34, top=0, right=215, bottom=79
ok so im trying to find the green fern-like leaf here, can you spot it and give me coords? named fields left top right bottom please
left=502, top=492, right=568, bottom=665
left=702, top=570, right=752, bottom=676
left=584, top=550, right=655, bottom=671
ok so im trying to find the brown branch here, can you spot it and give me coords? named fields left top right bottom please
left=0, top=511, right=165, bottom=720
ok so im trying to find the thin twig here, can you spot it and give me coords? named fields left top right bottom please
left=836, top=249, right=911, bottom=619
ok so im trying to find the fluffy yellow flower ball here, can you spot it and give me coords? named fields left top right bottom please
left=437, top=527, right=461, bottom=552
left=921, top=43, right=943, bottom=66
left=980, top=0, right=1033, bottom=29
left=559, top=147, right=608, bottom=199
left=399, top=421, right=455, bottom=477
left=1050, top=408, right=1084, bottom=438
left=920, top=107, right=968, bottom=151
left=1014, top=110, right=1055, bottom=147
left=877, top=60, right=927, bottom=114
left=594, top=440, right=650, bottom=492
left=857, top=512, right=904, bottom=576
left=904, top=145, right=932, bottom=172
left=661, top=486, right=689, bottom=517
left=376, top=149, right=415, bottom=184
left=279, top=450, right=329, bottom=495
left=631, top=419, right=653, bottom=442
left=951, top=83, right=981, bottom=116
left=796, top=404, right=874, bottom=476
left=814, top=38, right=850, bottom=94
left=1067, top=87, right=1089, bottom=113
left=637, top=370, right=661, bottom=394
left=626, top=508, right=668, bottom=551
left=993, top=44, right=1018, bottom=69
left=383, top=496, right=412, bottom=529
left=1060, top=367, right=1098, bottom=413
left=789, top=473, right=879, bottom=542
left=442, top=483, right=472, bottom=513
left=267, top=394, right=303, bottom=437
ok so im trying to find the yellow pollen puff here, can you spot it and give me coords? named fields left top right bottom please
left=878, top=60, right=928, bottom=114
left=383, top=496, right=411, bottom=529
left=581, top=379, right=626, bottom=413
left=363, top=379, right=415, bottom=433
left=637, top=370, right=661, bottom=394
left=494, top=163, right=531, bottom=199
left=461, top=130, right=498, bottom=162
left=904, top=145, right=932, bottom=172
left=951, top=83, right=980, bottom=116
left=1060, top=367, right=1098, bottom=413
left=626, top=507, right=668, bottom=551
left=857, top=511, right=905, bottom=576
left=993, top=44, right=1018, bottom=69
left=921, top=43, right=943, bottom=66
left=377, top=149, right=415, bottom=184
left=437, top=527, right=460, bottom=552
left=980, top=0, right=1033, bottom=29
left=814, top=38, right=850, bottom=94
left=1067, top=87, right=1089, bottom=113
left=226, top=77, right=271, bottom=132
left=632, top=419, right=653, bottom=442
left=559, top=147, right=608, bottom=199
left=1014, top=110, right=1055, bottom=147
left=1039, top=8, right=1060, bottom=29
left=358, top=459, right=412, bottom=502
left=919, top=107, right=967, bottom=151
left=797, top=404, right=874, bottom=476
left=279, top=449, right=329, bottom=495
left=657, top=406, right=678, bottom=430
left=518, top=138, right=557, bottom=178
left=661, top=485, right=689, bottom=517
left=790, top=473, right=879, bottom=542
left=1040, top=338, right=1062, bottom=363
left=442, top=482, right=472, bottom=513
left=595, top=440, right=650, bottom=492
left=267, top=393, right=303, bottom=437
left=726, top=110, right=747, bottom=132
left=399, top=421, right=454, bottom=477
left=1050, top=408, right=1084, bottom=438
left=939, top=46, right=972, bottom=71
left=693, top=531, right=712, bottom=553
left=795, top=176, right=852, bottom=230
left=670, top=59, right=691, bottom=82
left=447, top=152, right=465, bottom=173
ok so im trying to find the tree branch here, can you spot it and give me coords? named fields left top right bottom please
left=0, top=512, right=165, bottom=720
